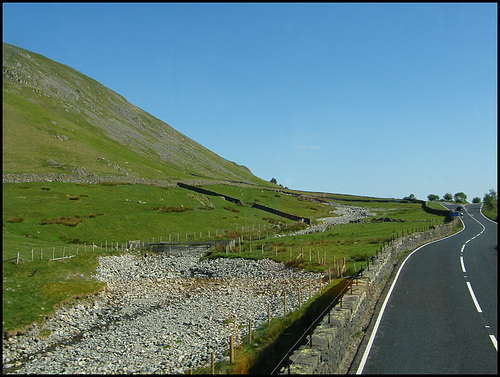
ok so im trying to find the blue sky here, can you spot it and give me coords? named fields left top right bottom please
left=3, top=3, right=497, bottom=200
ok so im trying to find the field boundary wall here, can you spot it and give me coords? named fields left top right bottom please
left=281, top=219, right=457, bottom=374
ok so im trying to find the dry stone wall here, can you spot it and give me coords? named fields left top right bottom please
left=2, top=173, right=247, bottom=188
left=280, top=219, right=458, bottom=374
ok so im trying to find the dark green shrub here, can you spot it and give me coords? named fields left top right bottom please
left=199, top=206, right=215, bottom=210
left=59, top=235, right=82, bottom=244
left=6, top=217, right=23, bottom=223
left=99, top=182, right=119, bottom=186
left=41, top=216, right=82, bottom=227
left=284, top=258, right=306, bottom=270
left=224, top=230, right=242, bottom=239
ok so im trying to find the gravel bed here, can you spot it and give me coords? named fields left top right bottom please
left=3, top=203, right=373, bottom=374
left=3, top=253, right=324, bottom=374
left=276, top=203, right=376, bottom=237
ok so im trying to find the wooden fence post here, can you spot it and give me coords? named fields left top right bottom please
left=230, top=335, right=234, bottom=364
left=211, top=352, right=215, bottom=374
left=31, top=249, right=34, bottom=261
left=249, top=318, right=252, bottom=345
left=16, top=252, right=19, bottom=264
left=40, top=248, right=43, bottom=260
left=284, top=292, right=287, bottom=316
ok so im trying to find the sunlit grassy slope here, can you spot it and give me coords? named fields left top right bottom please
left=2, top=42, right=268, bottom=185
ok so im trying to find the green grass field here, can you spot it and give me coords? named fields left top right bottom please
left=3, top=181, right=450, bottom=335
left=481, top=202, right=498, bottom=222
left=2, top=182, right=301, bottom=257
left=204, top=201, right=447, bottom=275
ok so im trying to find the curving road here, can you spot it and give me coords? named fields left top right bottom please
left=350, top=203, right=497, bottom=374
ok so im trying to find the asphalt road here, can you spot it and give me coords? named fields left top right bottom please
left=349, top=203, right=497, bottom=374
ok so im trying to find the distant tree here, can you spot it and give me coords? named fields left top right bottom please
left=403, top=194, right=416, bottom=201
left=483, top=189, right=497, bottom=208
left=454, top=192, right=467, bottom=203
left=472, top=197, right=481, bottom=203
left=443, top=193, right=453, bottom=201
left=427, top=194, right=440, bottom=201
left=270, top=178, right=277, bottom=185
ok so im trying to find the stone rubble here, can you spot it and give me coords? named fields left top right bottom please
left=3, top=204, right=373, bottom=375
left=278, top=203, right=376, bottom=237
left=3, top=253, right=324, bottom=375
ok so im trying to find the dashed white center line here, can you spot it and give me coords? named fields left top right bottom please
left=466, top=282, right=483, bottom=313
left=490, top=335, right=498, bottom=351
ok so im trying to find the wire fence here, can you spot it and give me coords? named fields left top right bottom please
left=183, top=263, right=367, bottom=375
left=4, top=222, right=441, bottom=374
left=3, top=240, right=138, bottom=264
left=271, top=269, right=364, bottom=375
left=2, top=221, right=309, bottom=264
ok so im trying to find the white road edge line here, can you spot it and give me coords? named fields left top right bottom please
left=460, top=256, right=466, bottom=273
left=466, top=282, right=483, bottom=313
left=355, top=227, right=464, bottom=374
left=489, top=335, right=498, bottom=351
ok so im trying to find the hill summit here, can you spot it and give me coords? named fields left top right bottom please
left=2, top=42, right=267, bottom=186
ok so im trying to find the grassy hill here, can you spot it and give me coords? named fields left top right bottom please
left=2, top=42, right=268, bottom=185
left=2, top=43, right=453, bottom=339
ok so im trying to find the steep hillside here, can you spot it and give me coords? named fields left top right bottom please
left=2, top=43, right=268, bottom=186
